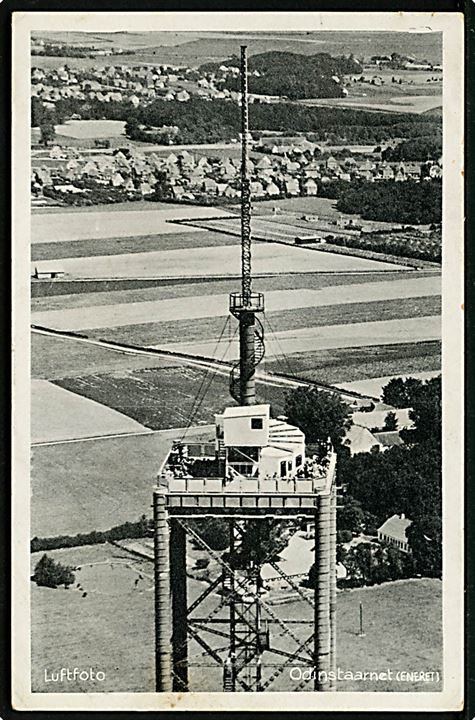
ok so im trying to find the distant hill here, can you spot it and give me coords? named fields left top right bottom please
left=200, top=51, right=362, bottom=100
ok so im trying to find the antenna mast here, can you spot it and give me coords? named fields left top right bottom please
left=229, top=45, right=265, bottom=406
left=240, top=45, right=252, bottom=303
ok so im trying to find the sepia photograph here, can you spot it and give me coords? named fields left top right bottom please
left=12, top=11, right=464, bottom=712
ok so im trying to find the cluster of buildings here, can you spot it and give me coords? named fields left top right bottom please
left=368, top=54, right=442, bottom=72
left=31, top=63, right=196, bottom=108
left=31, top=36, right=133, bottom=58
left=256, top=136, right=442, bottom=182
left=31, top=136, right=442, bottom=205
left=31, top=61, right=279, bottom=112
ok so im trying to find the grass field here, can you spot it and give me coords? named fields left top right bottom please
left=55, top=120, right=126, bottom=139
left=31, top=540, right=442, bottom=693
left=299, top=94, right=442, bottom=114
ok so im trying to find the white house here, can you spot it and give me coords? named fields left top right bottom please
left=377, top=514, right=413, bottom=553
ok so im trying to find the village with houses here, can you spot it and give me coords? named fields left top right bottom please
left=31, top=137, right=442, bottom=209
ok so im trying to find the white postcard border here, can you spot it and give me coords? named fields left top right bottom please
left=12, top=11, right=464, bottom=712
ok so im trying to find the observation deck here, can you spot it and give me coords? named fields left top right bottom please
left=229, top=291, right=265, bottom=316
left=157, top=447, right=336, bottom=517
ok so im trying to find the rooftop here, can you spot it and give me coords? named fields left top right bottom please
left=377, top=514, right=413, bottom=543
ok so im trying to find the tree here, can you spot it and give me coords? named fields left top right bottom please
left=39, top=117, right=56, bottom=147
left=190, top=517, right=229, bottom=551
left=381, top=377, right=423, bottom=408
left=384, top=411, right=399, bottom=431
left=32, top=554, right=75, bottom=589
left=284, top=386, right=352, bottom=450
left=406, top=515, right=442, bottom=578
left=230, top=520, right=289, bottom=569
left=403, top=376, right=441, bottom=448
left=337, top=495, right=365, bottom=535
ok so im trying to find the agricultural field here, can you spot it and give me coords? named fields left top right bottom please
left=31, top=378, right=150, bottom=444
left=32, top=29, right=442, bottom=68
left=32, top=241, right=405, bottom=280
left=265, top=340, right=441, bottom=386
left=32, top=275, right=440, bottom=331
left=30, top=201, right=441, bottom=427
left=31, top=540, right=442, bottom=693
left=299, top=94, right=442, bottom=115
left=155, top=314, right=440, bottom=361
left=53, top=364, right=287, bottom=435
left=31, top=205, right=232, bottom=243
left=31, top=230, right=238, bottom=263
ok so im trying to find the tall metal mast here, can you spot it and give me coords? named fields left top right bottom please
left=229, top=45, right=265, bottom=406
left=240, top=45, right=252, bottom=303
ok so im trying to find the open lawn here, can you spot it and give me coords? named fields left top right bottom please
left=31, top=540, right=442, bottom=693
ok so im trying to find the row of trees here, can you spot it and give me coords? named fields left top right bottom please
left=336, top=179, right=442, bottom=225
left=32, top=95, right=442, bottom=147
left=330, top=228, right=441, bottom=263
left=382, top=136, right=442, bottom=162
left=31, top=515, right=151, bottom=552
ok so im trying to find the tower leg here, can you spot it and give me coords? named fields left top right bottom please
left=314, top=494, right=331, bottom=691
left=329, top=486, right=337, bottom=691
left=153, top=491, right=172, bottom=692
left=170, top=518, right=188, bottom=691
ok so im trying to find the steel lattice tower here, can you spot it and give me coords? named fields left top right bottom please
left=152, top=45, right=337, bottom=695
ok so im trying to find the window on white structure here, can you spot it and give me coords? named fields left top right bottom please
left=251, top=417, right=263, bottom=430
left=296, top=455, right=303, bottom=467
